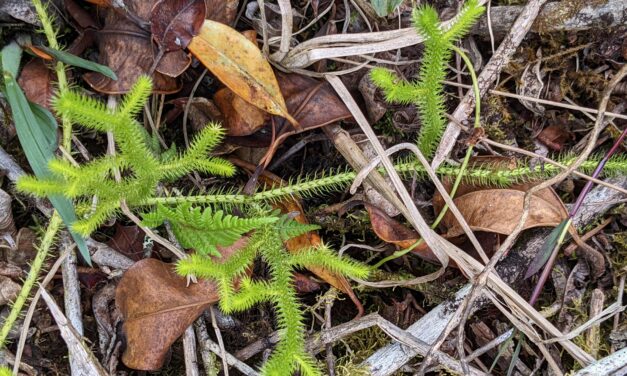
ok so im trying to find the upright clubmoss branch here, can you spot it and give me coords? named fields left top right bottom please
left=31, top=0, right=71, bottom=150
left=375, top=46, right=483, bottom=267
left=0, top=213, right=61, bottom=347
left=17, top=77, right=235, bottom=236
left=370, top=0, right=485, bottom=158
left=431, top=46, right=481, bottom=226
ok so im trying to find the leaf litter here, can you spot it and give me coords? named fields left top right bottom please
left=0, top=0, right=626, bottom=375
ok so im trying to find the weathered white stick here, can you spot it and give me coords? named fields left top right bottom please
left=40, top=288, right=107, bottom=376
left=61, top=238, right=84, bottom=376
left=183, top=325, right=200, bottom=376
left=574, top=346, right=627, bottom=376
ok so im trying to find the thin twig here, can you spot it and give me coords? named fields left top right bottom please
left=13, top=250, right=70, bottom=374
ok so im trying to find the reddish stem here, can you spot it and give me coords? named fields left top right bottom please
left=529, top=127, right=627, bottom=306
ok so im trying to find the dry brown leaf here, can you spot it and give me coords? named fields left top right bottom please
left=116, top=238, right=247, bottom=371
left=150, top=0, right=206, bottom=51
left=17, top=58, right=54, bottom=109
left=536, top=124, right=573, bottom=151
left=105, top=224, right=147, bottom=262
left=292, top=272, right=321, bottom=293
left=363, top=156, right=568, bottom=265
left=116, top=258, right=218, bottom=370
left=205, top=0, right=239, bottom=25
left=154, top=49, right=191, bottom=77
left=432, top=158, right=569, bottom=239
left=217, top=71, right=352, bottom=138
left=362, top=203, right=437, bottom=264
left=277, top=71, right=352, bottom=130
left=437, top=188, right=566, bottom=238
left=188, top=20, right=298, bottom=126
left=215, top=87, right=269, bottom=136
left=83, top=0, right=181, bottom=94
left=167, top=97, right=224, bottom=131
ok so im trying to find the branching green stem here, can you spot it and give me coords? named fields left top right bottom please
left=142, top=156, right=626, bottom=207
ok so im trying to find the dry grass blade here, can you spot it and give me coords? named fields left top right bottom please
left=325, top=74, right=596, bottom=373
left=279, top=0, right=489, bottom=68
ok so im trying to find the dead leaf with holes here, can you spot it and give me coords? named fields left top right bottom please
left=83, top=0, right=182, bottom=93
left=116, top=237, right=248, bottom=370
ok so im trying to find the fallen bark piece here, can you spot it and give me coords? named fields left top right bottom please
left=472, top=0, right=627, bottom=37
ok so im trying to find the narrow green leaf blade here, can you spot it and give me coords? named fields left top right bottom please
left=0, top=41, right=22, bottom=77
left=524, top=219, right=569, bottom=279
left=2, top=70, right=90, bottom=263
left=370, top=0, right=403, bottom=17
left=36, top=45, right=117, bottom=80
left=506, top=337, right=523, bottom=376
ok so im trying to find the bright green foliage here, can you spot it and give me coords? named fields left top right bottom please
left=16, top=76, right=235, bottom=236
left=370, top=0, right=485, bottom=158
left=175, top=210, right=370, bottom=376
left=0, top=366, right=11, bottom=376
left=142, top=203, right=278, bottom=257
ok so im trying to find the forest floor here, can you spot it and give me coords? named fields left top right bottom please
left=0, top=0, right=627, bottom=375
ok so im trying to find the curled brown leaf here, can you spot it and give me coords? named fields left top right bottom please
left=116, top=238, right=248, bottom=371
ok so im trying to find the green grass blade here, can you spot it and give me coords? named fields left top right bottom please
left=0, top=41, right=22, bottom=77
left=506, top=337, right=523, bottom=376
left=489, top=331, right=516, bottom=373
left=371, top=0, right=403, bottom=17
left=2, top=67, right=90, bottom=263
left=36, top=45, right=117, bottom=80
left=524, top=219, right=569, bottom=279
